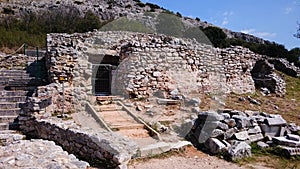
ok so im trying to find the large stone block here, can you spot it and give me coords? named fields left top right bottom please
left=260, top=124, right=281, bottom=137
left=205, top=138, right=226, bottom=154
left=227, top=141, right=252, bottom=160
left=265, top=116, right=286, bottom=126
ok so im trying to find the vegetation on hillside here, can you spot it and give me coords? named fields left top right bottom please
left=0, top=6, right=103, bottom=49
left=202, top=26, right=300, bottom=67
left=295, top=23, right=300, bottom=39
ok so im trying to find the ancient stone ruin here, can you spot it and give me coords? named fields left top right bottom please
left=0, top=30, right=299, bottom=168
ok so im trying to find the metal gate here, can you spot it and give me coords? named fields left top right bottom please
left=94, top=65, right=111, bottom=96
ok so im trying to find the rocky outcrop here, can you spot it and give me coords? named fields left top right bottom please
left=1, top=0, right=273, bottom=47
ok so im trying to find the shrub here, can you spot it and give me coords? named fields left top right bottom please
left=136, top=2, right=145, bottom=7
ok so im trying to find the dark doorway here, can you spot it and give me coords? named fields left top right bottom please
left=95, top=65, right=111, bottom=96
left=92, top=55, right=119, bottom=96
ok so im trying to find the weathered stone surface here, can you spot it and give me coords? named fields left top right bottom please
left=234, top=131, right=250, bottom=141
left=265, top=116, right=286, bottom=126
left=0, top=139, right=89, bottom=169
left=248, top=126, right=262, bottom=134
left=260, top=124, right=282, bottom=137
left=139, top=142, right=171, bottom=157
left=273, top=137, right=300, bottom=147
left=211, top=129, right=224, bottom=138
left=287, top=134, right=300, bottom=142
left=249, top=133, right=264, bottom=143
left=232, top=115, right=251, bottom=128
left=228, top=141, right=251, bottom=160
left=198, top=112, right=224, bottom=121
left=278, top=146, right=300, bottom=156
left=206, top=138, right=226, bottom=154
left=257, top=141, right=269, bottom=149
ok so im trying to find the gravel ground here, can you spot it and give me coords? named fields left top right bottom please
left=128, top=147, right=246, bottom=169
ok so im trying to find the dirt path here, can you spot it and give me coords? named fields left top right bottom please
left=129, top=147, right=246, bottom=169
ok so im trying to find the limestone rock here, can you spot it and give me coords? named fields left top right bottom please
left=227, top=141, right=252, bottom=160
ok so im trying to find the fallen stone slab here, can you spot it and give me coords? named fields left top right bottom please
left=233, top=131, right=250, bottom=141
left=198, top=112, right=224, bottom=121
left=265, top=117, right=286, bottom=126
left=206, top=138, right=226, bottom=154
left=157, top=98, right=181, bottom=105
left=287, top=134, right=300, bottom=142
left=257, top=141, right=269, bottom=149
left=169, top=141, right=192, bottom=151
left=247, top=126, right=262, bottom=135
left=278, top=145, right=300, bottom=156
left=139, top=142, right=171, bottom=157
left=273, top=137, right=300, bottom=147
left=249, top=133, right=264, bottom=143
left=228, top=141, right=252, bottom=161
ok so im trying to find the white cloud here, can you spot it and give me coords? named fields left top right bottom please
left=222, top=19, right=229, bottom=26
left=223, top=11, right=234, bottom=16
left=221, top=11, right=234, bottom=26
left=241, top=29, right=256, bottom=34
left=241, top=29, right=276, bottom=38
left=284, top=7, right=292, bottom=14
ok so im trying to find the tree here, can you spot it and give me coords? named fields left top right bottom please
left=202, top=26, right=229, bottom=48
left=295, top=23, right=300, bottom=39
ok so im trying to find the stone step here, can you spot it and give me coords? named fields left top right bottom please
left=116, top=128, right=150, bottom=138
left=0, top=102, right=21, bottom=109
left=0, top=130, right=18, bottom=134
left=98, top=105, right=123, bottom=111
left=0, top=109, right=21, bottom=116
left=0, top=116, right=18, bottom=123
left=111, top=123, right=145, bottom=130
left=0, top=90, right=28, bottom=97
left=105, top=117, right=136, bottom=124
left=7, top=86, right=37, bottom=91
left=139, top=142, right=171, bottom=157
left=0, top=96, right=26, bottom=102
left=0, top=123, right=9, bottom=130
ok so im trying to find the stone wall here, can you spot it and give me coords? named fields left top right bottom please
left=45, top=30, right=287, bottom=113
left=18, top=85, right=139, bottom=168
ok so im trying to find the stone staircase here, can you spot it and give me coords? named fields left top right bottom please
left=0, top=69, right=35, bottom=143
left=95, top=102, right=150, bottom=138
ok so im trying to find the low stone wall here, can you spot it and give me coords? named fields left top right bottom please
left=18, top=85, right=139, bottom=168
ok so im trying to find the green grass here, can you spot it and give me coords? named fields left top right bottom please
left=236, top=143, right=300, bottom=169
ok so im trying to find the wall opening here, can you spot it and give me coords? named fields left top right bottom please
left=92, top=55, right=119, bottom=96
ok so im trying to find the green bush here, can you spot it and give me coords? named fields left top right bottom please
left=0, top=6, right=103, bottom=49
left=136, top=2, right=145, bottom=7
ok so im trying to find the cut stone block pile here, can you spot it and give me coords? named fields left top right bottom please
left=189, top=109, right=300, bottom=160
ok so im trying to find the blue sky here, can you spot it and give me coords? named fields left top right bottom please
left=141, top=0, right=300, bottom=50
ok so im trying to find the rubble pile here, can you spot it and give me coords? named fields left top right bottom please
left=189, top=110, right=300, bottom=160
